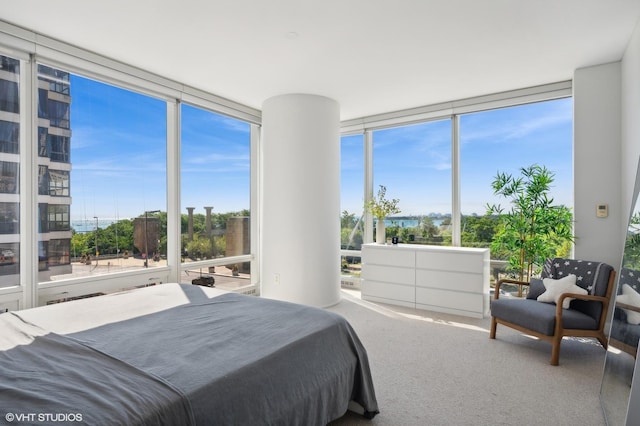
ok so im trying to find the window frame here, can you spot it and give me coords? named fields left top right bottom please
left=178, top=100, right=254, bottom=282
left=0, top=21, right=571, bottom=309
left=341, top=83, right=573, bottom=261
left=0, top=24, right=261, bottom=308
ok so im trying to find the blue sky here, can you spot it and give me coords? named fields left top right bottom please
left=70, top=76, right=167, bottom=221
left=70, top=75, right=250, bottom=222
left=68, top=73, right=572, bottom=222
left=341, top=97, right=573, bottom=216
left=180, top=104, right=251, bottom=215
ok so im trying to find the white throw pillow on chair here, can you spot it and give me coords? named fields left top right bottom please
left=537, top=274, right=587, bottom=309
left=616, top=284, right=640, bottom=325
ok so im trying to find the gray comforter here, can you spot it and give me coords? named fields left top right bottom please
left=0, top=284, right=378, bottom=425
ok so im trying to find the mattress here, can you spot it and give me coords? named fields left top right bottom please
left=0, top=283, right=378, bottom=425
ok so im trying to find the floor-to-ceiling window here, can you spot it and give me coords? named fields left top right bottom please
left=459, top=98, right=573, bottom=252
left=0, top=54, right=20, bottom=288
left=372, top=119, right=452, bottom=245
left=0, top=27, right=261, bottom=309
left=0, top=22, right=572, bottom=306
left=340, top=133, right=364, bottom=282
left=180, top=103, right=252, bottom=290
left=37, top=64, right=168, bottom=284
left=340, top=94, right=573, bottom=285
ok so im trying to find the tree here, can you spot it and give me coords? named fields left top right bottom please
left=487, top=165, right=574, bottom=295
left=71, top=231, right=92, bottom=257
left=399, top=227, right=411, bottom=242
left=341, top=227, right=363, bottom=250
left=185, top=236, right=213, bottom=260
left=420, top=216, right=439, bottom=241
left=340, top=210, right=363, bottom=249
left=214, top=235, right=226, bottom=257
left=341, top=210, right=358, bottom=230
left=623, top=212, right=640, bottom=269
left=100, top=219, right=134, bottom=255
left=461, top=214, right=499, bottom=248
left=188, top=213, right=206, bottom=235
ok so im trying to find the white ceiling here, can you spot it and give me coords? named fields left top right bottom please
left=2, top=0, right=640, bottom=120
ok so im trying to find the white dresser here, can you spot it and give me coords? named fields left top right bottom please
left=361, top=243, right=490, bottom=318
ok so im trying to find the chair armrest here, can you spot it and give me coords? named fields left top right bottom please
left=616, top=301, right=640, bottom=313
left=558, top=293, right=608, bottom=303
left=494, top=279, right=530, bottom=299
left=555, top=293, right=609, bottom=316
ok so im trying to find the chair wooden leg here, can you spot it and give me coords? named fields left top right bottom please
left=490, top=317, right=497, bottom=339
left=550, top=335, right=562, bottom=366
left=597, top=334, right=608, bottom=350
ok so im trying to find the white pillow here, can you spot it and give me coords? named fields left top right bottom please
left=537, top=274, right=587, bottom=309
left=616, top=284, right=640, bottom=325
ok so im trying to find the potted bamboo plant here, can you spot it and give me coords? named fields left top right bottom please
left=486, top=165, right=574, bottom=296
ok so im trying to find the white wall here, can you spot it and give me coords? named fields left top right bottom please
left=622, top=18, right=640, bottom=227
left=260, top=94, right=341, bottom=307
left=573, top=62, right=623, bottom=269
left=620, top=16, right=640, bottom=426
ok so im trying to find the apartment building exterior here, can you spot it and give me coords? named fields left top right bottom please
left=0, top=56, right=72, bottom=287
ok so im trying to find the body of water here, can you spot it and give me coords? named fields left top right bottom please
left=382, top=218, right=444, bottom=228
left=72, top=219, right=118, bottom=233
left=73, top=217, right=444, bottom=233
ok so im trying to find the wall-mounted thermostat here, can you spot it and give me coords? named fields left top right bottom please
left=596, top=204, right=608, bottom=218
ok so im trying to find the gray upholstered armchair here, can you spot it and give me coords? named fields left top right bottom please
left=490, top=258, right=616, bottom=365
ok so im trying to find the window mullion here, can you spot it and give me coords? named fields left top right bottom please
left=20, top=55, right=37, bottom=308
left=166, top=100, right=180, bottom=284
left=451, top=115, right=461, bottom=247
left=364, top=130, right=373, bottom=244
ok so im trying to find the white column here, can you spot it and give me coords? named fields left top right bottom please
left=260, top=94, right=341, bottom=307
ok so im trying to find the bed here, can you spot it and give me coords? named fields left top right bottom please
left=0, top=283, right=379, bottom=425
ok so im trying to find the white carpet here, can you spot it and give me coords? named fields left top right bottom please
left=328, top=289, right=607, bottom=426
